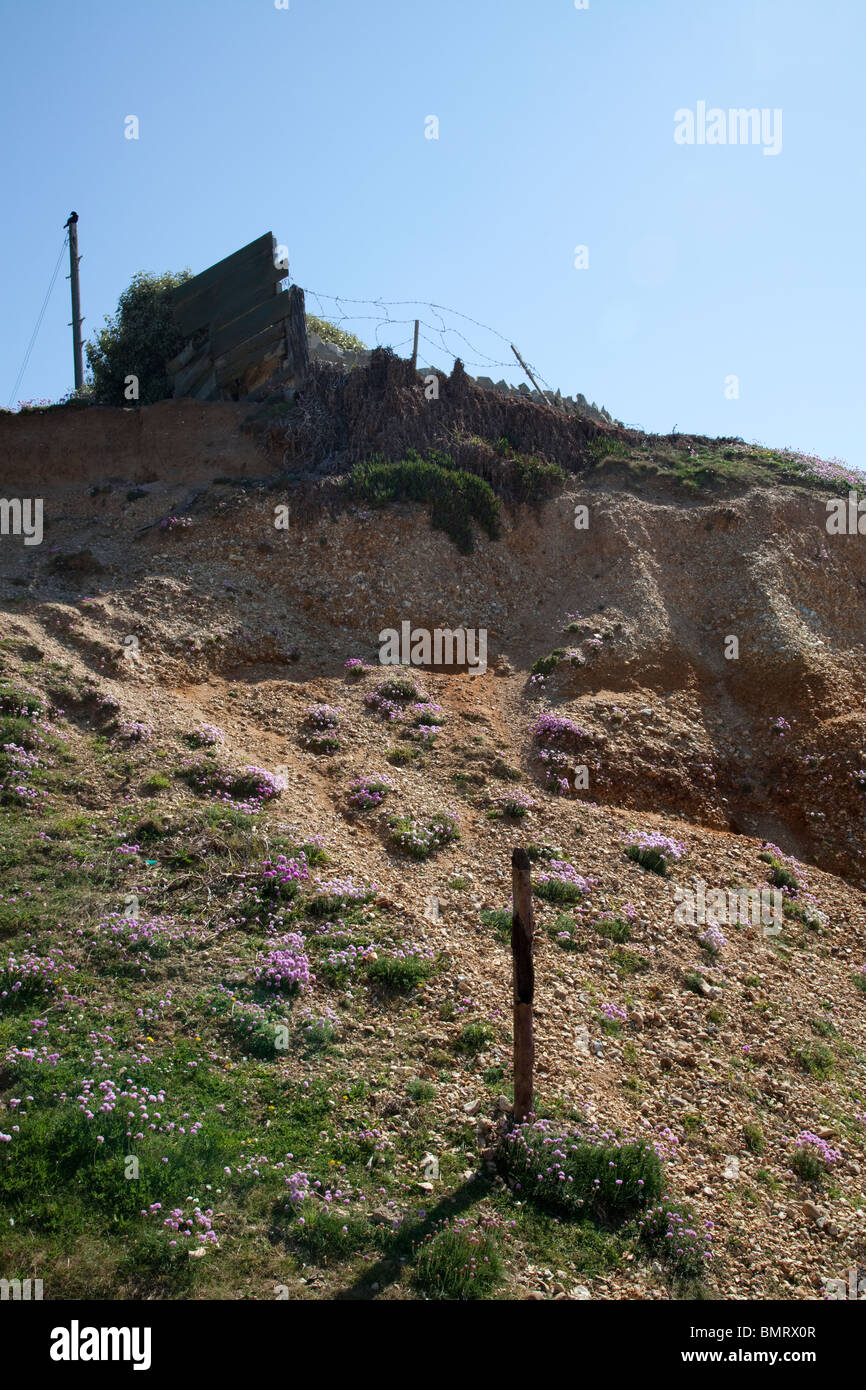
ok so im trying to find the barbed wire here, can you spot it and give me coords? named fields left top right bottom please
left=301, top=287, right=545, bottom=380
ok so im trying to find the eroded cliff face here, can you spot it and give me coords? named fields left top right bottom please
left=3, top=422, right=863, bottom=884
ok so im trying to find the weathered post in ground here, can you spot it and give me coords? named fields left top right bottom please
left=285, top=283, right=309, bottom=389
left=511, top=847, right=535, bottom=1123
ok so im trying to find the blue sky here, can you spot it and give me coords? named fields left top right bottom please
left=2, top=0, right=863, bottom=466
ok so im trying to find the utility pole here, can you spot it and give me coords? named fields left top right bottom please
left=65, top=211, right=84, bottom=391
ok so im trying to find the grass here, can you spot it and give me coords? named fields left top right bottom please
left=743, top=1122, right=765, bottom=1155
left=366, top=951, right=433, bottom=992
left=455, top=1021, right=493, bottom=1055
left=612, top=948, right=651, bottom=977
left=792, top=1040, right=834, bottom=1079
left=594, top=916, right=632, bottom=944
left=481, top=908, right=512, bottom=942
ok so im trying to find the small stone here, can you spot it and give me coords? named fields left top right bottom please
left=802, top=1201, right=826, bottom=1224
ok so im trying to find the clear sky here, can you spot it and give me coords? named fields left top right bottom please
left=2, top=0, right=863, bottom=466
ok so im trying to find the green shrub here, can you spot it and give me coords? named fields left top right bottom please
left=345, top=450, right=500, bottom=554
left=790, top=1146, right=825, bottom=1183
left=143, top=773, right=170, bottom=792
left=85, top=269, right=192, bottom=406
left=306, top=314, right=366, bottom=353
left=769, top=862, right=798, bottom=892
left=407, top=1079, right=436, bottom=1102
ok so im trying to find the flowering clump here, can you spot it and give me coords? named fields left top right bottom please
left=159, top=515, right=192, bottom=531
left=348, top=774, right=393, bottom=809
left=412, top=1216, right=503, bottom=1300
left=770, top=716, right=792, bottom=738
left=500, top=1117, right=664, bottom=1220
left=232, top=852, right=311, bottom=930
left=343, top=658, right=366, bottom=676
left=188, top=723, right=224, bottom=748
left=301, top=704, right=344, bottom=753
left=295, top=1004, right=342, bottom=1049
left=409, top=702, right=446, bottom=726
left=530, top=714, right=596, bottom=794
left=306, top=876, right=378, bottom=917
left=697, top=923, right=727, bottom=955
left=253, top=934, right=312, bottom=995
left=637, top=1200, right=713, bottom=1277
left=624, top=831, right=686, bottom=876
left=143, top=1199, right=218, bottom=1247
left=95, top=913, right=194, bottom=961
left=365, top=674, right=426, bottom=721
left=533, top=860, right=593, bottom=904
left=790, top=1131, right=842, bottom=1183
left=318, top=941, right=377, bottom=984
left=117, top=719, right=154, bottom=742
left=0, top=949, right=72, bottom=1001
left=388, top=812, right=460, bottom=860
left=497, top=790, right=535, bottom=819
left=180, top=756, right=286, bottom=813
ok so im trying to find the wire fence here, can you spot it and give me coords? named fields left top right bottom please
left=301, top=287, right=560, bottom=398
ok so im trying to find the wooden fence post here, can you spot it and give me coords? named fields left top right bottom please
left=511, top=847, right=535, bottom=1123
left=285, top=284, right=309, bottom=389
left=410, top=318, right=419, bottom=371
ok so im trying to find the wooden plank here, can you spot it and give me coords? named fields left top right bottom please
left=206, top=268, right=282, bottom=332
left=170, top=233, right=276, bottom=308
left=166, top=340, right=196, bottom=376
left=210, top=289, right=291, bottom=359
left=173, top=350, right=214, bottom=399
left=215, top=327, right=285, bottom=387
left=189, top=369, right=218, bottom=401
left=173, top=261, right=284, bottom=339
